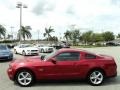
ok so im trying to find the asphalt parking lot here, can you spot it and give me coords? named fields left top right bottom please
left=0, top=47, right=120, bottom=90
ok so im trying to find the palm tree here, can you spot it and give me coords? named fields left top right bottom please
left=17, top=26, right=32, bottom=41
left=0, top=24, right=6, bottom=39
left=43, top=26, right=54, bottom=41
left=64, top=30, right=72, bottom=42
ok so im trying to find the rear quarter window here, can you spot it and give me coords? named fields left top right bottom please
left=85, top=53, right=96, bottom=59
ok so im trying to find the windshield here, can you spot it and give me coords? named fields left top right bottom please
left=44, top=50, right=58, bottom=61
left=21, top=44, right=32, bottom=48
left=0, top=45, right=8, bottom=50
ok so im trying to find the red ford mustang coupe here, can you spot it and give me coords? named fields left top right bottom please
left=7, top=48, right=117, bottom=86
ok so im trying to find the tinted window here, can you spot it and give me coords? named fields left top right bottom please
left=56, top=52, right=80, bottom=61
left=0, top=45, right=7, bottom=50
left=85, top=54, right=96, bottom=59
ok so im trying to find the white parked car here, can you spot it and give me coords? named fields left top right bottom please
left=14, top=44, right=39, bottom=56
left=35, top=44, right=54, bottom=53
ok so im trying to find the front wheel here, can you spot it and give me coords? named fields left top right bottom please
left=15, top=70, right=34, bottom=87
left=22, top=51, right=26, bottom=56
left=87, top=70, right=104, bottom=86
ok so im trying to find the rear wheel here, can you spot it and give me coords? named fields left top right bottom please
left=15, top=70, right=34, bottom=87
left=87, top=70, right=104, bottom=86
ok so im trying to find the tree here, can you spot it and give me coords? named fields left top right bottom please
left=17, top=26, right=32, bottom=41
left=117, top=33, right=120, bottom=38
left=71, top=29, right=81, bottom=45
left=49, top=36, right=58, bottom=42
left=7, top=34, right=13, bottom=40
left=81, top=31, right=94, bottom=45
left=0, top=24, right=6, bottom=39
left=43, top=26, right=54, bottom=41
left=92, top=33, right=104, bottom=43
left=64, top=30, right=72, bottom=42
left=102, top=31, right=115, bottom=42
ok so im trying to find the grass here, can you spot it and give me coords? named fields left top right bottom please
left=71, top=45, right=107, bottom=48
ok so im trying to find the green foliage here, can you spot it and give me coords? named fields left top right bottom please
left=71, top=29, right=81, bottom=45
left=92, top=33, right=104, bottom=42
left=64, top=29, right=115, bottom=46
left=64, top=29, right=80, bottom=45
left=117, top=33, right=120, bottom=38
left=81, top=31, right=94, bottom=44
left=0, top=24, right=6, bottom=38
left=102, top=31, right=115, bottom=41
left=0, top=40, right=19, bottom=43
left=64, top=30, right=72, bottom=42
left=17, top=26, right=32, bottom=40
left=49, top=36, right=58, bottom=41
left=43, top=26, right=54, bottom=41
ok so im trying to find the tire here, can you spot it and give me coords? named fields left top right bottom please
left=22, top=51, right=26, bottom=56
left=14, top=49, right=17, bottom=54
left=15, top=70, right=34, bottom=87
left=87, top=70, right=104, bottom=86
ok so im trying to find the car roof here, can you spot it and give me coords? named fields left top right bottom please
left=58, top=48, right=87, bottom=53
left=58, top=48, right=97, bottom=55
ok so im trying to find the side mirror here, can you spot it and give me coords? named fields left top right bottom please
left=50, top=58, right=57, bottom=64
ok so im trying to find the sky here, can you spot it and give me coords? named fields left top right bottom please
left=0, top=0, right=120, bottom=39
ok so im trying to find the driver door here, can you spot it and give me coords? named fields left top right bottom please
left=36, top=52, right=80, bottom=80
left=51, top=52, right=80, bottom=79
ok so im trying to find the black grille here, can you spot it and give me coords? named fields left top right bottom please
left=31, top=50, right=38, bottom=52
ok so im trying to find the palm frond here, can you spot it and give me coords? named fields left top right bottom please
left=0, top=25, right=6, bottom=37
left=18, top=26, right=32, bottom=40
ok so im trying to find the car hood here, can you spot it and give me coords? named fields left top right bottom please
left=11, top=56, right=42, bottom=64
left=0, top=50, right=10, bottom=54
left=24, top=47, right=39, bottom=50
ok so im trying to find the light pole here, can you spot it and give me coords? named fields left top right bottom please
left=37, top=30, right=40, bottom=43
left=10, top=26, right=14, bottom=40
left=16, top=2, right=27, bottom=43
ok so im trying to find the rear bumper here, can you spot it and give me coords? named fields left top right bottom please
left=107, top=72, right=117, bottom=78
left=105, top=66, right=117, bottom=78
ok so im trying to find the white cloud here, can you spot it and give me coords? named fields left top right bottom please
left=0, top=0, right=120, bottom=39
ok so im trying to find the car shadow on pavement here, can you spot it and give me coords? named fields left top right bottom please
left=0, top=58, right=16, bottom=63
left=31, top=76, right=120, bottom=87
left=103, top=75, right=120, bottom=86
left=34, top=80, right=87, bottom=87
left=0, top=60, right=12, bottom=63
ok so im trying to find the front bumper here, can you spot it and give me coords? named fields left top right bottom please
left=25, top=51, right=39, bottom=55
left=0, top=55, right=13, bottom=60
left=7, top=68, right=15, bottom=80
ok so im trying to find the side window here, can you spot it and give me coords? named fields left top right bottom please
left=55, top=52, right=80, bottom=61
left=85, top=54, right=96, bottom=59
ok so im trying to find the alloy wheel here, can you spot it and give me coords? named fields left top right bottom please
left=17, top=71, right=33, bottom=86
left=22, top=51, right=26, bottom=56
left=89, top=70, right=104, bottom=85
